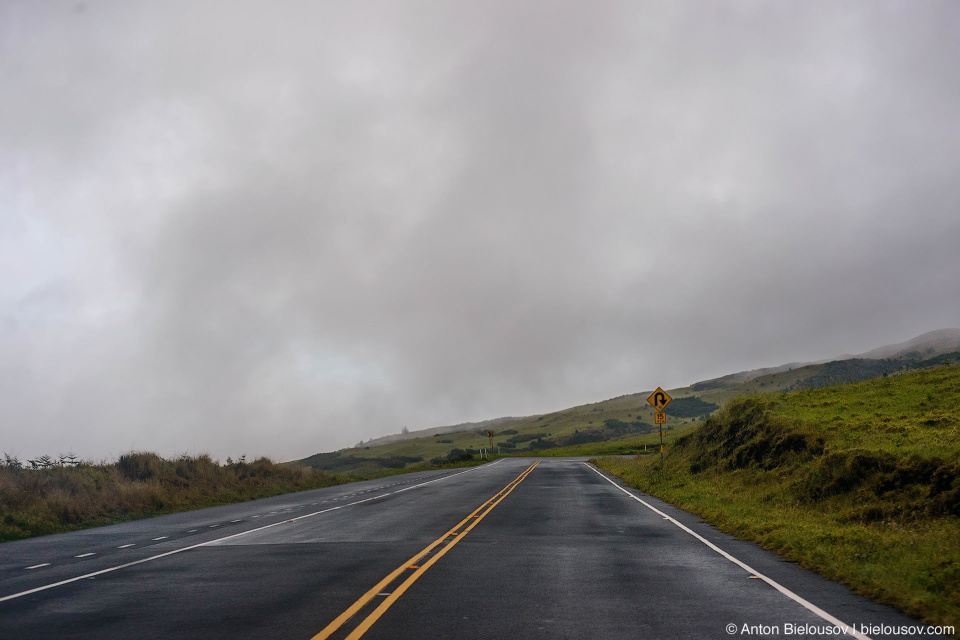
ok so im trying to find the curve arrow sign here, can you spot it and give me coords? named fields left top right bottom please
left=647, top=387, right=672, bottom=412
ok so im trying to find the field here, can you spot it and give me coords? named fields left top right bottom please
left=593, top=365, right=960, bottom=632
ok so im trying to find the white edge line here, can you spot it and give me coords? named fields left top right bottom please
left=584, top=463, right=873, bottom=640
left=0, top=460, right=504, bottom=603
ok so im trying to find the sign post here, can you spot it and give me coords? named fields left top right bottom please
left=487, top=431, right=494, bottom=454
left=647, top=387, right=672, bottom=466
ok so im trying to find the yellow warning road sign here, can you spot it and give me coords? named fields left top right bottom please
left=647, top=387, right=672, bottom=412
left=655, top=412, right=666, bottom=424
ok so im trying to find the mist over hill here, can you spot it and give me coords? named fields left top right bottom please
left=847, top=328, right=960, bottom=360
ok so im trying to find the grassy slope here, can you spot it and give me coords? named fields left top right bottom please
left=593, top=366, right=960, bottom=632
left=296, top=390, right=710, bottom=472
left=505, top=425, right=700, bottom=457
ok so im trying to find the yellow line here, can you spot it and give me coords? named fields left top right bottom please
left=311, top=462, right=539, bottom=640
left=345, top=463, right=538, bottom=640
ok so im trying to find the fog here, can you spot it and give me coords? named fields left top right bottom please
left=2, top=1, right=958, bottom=461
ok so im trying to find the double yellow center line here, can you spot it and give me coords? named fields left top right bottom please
left=311, top=461, right=539, bottom=640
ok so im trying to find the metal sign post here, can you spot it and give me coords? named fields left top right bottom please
left=647, top=387, right=672, bottom=466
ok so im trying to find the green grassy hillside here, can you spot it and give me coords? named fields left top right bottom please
left=294, top=350, right=960, bottom=475
left=595, top=365, right=960, bottom=632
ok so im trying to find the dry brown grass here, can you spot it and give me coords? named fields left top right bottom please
left=0, top=452, right=348, bottom=541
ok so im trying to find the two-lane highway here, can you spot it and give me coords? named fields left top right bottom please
left=0, top=459, right=947, bottom=639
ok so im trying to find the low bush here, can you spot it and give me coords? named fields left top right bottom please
left=445, top=449, right=474, bottom=462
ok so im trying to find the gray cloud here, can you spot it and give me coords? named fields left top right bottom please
left=2, top=1, right=959, bottom=461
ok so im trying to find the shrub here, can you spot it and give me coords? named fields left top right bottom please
left=117, top=452, right=166, bottom=481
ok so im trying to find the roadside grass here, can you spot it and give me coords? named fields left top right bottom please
left=512, top=425, right=698, bottom=457
left=593, top=365, right=960, bottom=633
left=0, top=452, right=499, bottom=542
left=0, top=453, right=353, bottom=542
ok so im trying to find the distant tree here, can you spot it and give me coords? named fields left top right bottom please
left=29, top=455, right=54, bottom=469
left=59, top=453, right=80, bottom=467
left=401, top=426, right=410, bottom=434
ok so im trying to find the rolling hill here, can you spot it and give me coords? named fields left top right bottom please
left=291, top=329, right=960, bottom=474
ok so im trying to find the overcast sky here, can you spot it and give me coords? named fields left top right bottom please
left=2, top=1, right=959, bottom=462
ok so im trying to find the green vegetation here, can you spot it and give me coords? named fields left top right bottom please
left=0, top=451, right=500, bottom=542
left=664, top=395, right=719, bottom=418
left=296, top=452, right=427, bottom=475
left=511, top=426, right=697, bottom=457
left=593, top=365, right=960, bottom=631
left=0, top=452, right=352, bottom=542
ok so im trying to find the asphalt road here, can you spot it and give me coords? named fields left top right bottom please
left=0, top=458, right=950, bottom=640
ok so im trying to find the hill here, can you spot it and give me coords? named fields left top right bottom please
left=849, top=327, right=960, bottom=360
left=292, top=330, right=960, bottom=474
left=358, top=416, right=526, bottom=448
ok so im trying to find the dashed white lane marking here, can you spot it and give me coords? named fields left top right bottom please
left=209, top=525, right=219, bottom=528
left=251, top=515, right=260, bottom=518
left=187, top=529, right=197, bottom=533
left=74, top=553, right=95, bottom=558
left=230, top=519, right=242, bottom=523
left=584, top=463, right=872, bottom=640
left=117, top=544, right=136, bottom=549
left=26, top=564, right=50, bottom=570
left=152, top=536, right=168, bottom=541
left=0, top=460, right=505, bottom=603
